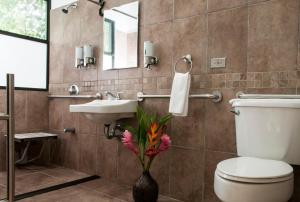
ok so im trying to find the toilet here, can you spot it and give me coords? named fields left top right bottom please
left=214, top=99, right=300, bottom=202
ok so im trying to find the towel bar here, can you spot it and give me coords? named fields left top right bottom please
left=236, top=92, right=300, bottom=99
left=137, top=91, right=222, bottom=103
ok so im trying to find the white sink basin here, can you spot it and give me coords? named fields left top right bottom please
left=69, top=99, right=138, bottom=123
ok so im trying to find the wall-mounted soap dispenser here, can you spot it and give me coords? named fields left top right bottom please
left=75, top=45, right=96, bottom=69
left=144, top=41, right=159, bottom=70
left=75, top=47, right=84, bottom=68
left=83, top=45, right=96, bottom=67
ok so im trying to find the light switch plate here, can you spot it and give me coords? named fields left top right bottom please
left=211, top=57, right=226, bottom=68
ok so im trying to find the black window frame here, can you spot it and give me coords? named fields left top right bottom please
left=0, top=0, right=50, bottom=91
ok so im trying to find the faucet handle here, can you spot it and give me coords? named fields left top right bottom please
left=116, top=91, right=123, bottom=99
left=95, top=93, right=102, bottom=99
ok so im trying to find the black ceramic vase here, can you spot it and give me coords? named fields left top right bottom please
left=133, top=171, right=159, bottom=202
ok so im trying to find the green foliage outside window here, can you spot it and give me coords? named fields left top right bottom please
left=0, top=0, right=47, bottom=40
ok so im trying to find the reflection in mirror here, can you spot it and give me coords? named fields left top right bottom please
left=103, top=1, right=139, bottom=70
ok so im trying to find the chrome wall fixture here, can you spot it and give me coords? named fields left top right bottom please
left=48, top=93, right=102, bottom=99
left=87, top=0, right=106, bottom=16
left=75, top=45, right=96, bottom=68
left=0, top=74, right=15, bottom=202
left=174, top=54, right=193, bottom=73
left=137, top=91, right=223, bottom=103
left=68, top=84, right=79, bottom=95
left=64, top=128, right=76, bottom=133
left=144, top=41, right=159, bottom=70
left=62, top=2, right=78, bottom=14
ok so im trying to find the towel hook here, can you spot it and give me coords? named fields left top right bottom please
left=174, top=54, right=193, bottom=73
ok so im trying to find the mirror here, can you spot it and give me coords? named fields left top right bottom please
left=102, top=1, right=139, bottom=70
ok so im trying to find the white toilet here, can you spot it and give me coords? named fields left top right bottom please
left=214, top=99, right=300, bottom=202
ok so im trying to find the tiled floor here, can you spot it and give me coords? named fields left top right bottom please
left=0, top=164, right=181, bottom=202
left=19, top=179, right=182, bottom=202
left=0, top=164, right=89, bottom=198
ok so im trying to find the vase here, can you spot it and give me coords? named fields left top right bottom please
left=132, top=171, right=159, bottom=202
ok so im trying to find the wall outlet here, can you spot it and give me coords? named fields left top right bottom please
left=211, top=57, right=226, bottom=68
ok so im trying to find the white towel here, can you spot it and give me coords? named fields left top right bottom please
left=169, top=72, right=191, bottom=116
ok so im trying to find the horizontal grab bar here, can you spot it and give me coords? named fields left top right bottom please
left=237, top=92, right=300, bottom=99
left=0, top=113, right=9, bottom=120
left=137, top=91, right=222, bottom=103
left=48, top=93, right=102, bottom=99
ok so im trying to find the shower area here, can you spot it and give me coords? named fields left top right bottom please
left=0, top=1, right=103, bottom=200
left=0, top=75, right=100, bottom=202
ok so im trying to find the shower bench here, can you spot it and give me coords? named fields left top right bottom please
left=14, top=132, right=58, bottom=165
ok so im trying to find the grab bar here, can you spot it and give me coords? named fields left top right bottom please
left=137, top=91, right=222, bottom=102
left=237, top=92, right=300, bottom=99
left=48, top=93, right=102, bottom=99
left=0, top=113, right=9, bottom=120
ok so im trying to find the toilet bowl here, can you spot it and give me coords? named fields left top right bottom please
left=214, top=157, right=294, bottom=202
left=213, top=98, right=300, bottom=202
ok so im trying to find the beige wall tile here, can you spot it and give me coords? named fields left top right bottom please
left=49, top=44, right=64, bottom=84
left=15, top=91, right=27, bottom=132
left=49, top=99, right=64, bottom=130
left=26, top=91, right=48, bottom=131
left=208, top=0, right=247, bottom=12
left=117, top=145, right=141, bottom=185
left=171, top=99, right=205, bottom=148
left=144, top=0, right=173, bottom=25
left=173, top=15, right=208, bottom=74
left=248, top=0, right=299, bottom=72
left=170, top=147, right=204, bottom=202
left=79, top=133, right=97, bottom=174
left=208, top=7, right=248, bottom=73
left=97, top=134, right=118, bottom=180
left=174, top=0, right=206, bottom=19
left=204, top=89, right=237, bottom=153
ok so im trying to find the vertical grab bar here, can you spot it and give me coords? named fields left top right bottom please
left=6, top=74, right=15, bottom=202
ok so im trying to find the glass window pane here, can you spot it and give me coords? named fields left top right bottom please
left=0, top=34, right=47, bottom=89
left=0, top=0, right=47, bottom=40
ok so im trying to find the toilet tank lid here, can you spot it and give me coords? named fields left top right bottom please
left=230, top=98, right=300, bottom=108
left=217, top=157, right=293, bottom=179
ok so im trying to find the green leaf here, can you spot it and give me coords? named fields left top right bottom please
left=158, top=113, right=172, bottom=129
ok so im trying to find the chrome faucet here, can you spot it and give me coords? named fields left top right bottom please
left=104, top=91, right=122, bottom=100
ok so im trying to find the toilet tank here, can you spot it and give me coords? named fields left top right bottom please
left=230, top=99, right=300, bottom=165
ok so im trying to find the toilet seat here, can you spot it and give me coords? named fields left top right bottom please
left=214, top=157, right=294, bottom=202
left=216, top=157, right=293, bottom=183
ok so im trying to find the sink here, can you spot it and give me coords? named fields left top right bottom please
left=69, top=99, right=138, bottom=123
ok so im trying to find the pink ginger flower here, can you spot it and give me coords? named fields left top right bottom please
left=122, top=130, right=138, bottom=154
left=158, top=134, right=171, bottom=152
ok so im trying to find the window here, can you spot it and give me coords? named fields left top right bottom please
left=0, top=0, right=49, bottom=90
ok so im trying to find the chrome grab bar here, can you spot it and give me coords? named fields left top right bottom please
left=236, top=91, right=300, bottom=99
left=0, top=113, right=9, bottom=120
left=48, top=93, right=102, bottom=99
left=137, top=91, right=222, bottom=103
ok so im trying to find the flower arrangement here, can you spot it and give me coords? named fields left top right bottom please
left=121, top=107, right=172, bottom=172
